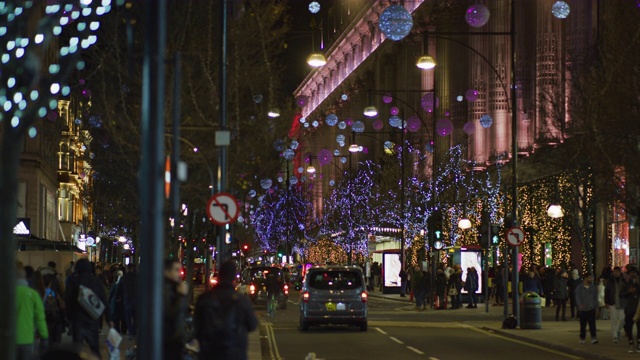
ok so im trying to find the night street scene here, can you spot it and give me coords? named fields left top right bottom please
left=1, top=1, right=640, bottom=359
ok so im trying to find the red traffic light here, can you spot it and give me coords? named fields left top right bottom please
left=242, top=244, right=249, bottom=251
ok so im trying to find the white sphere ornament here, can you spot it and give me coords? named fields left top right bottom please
left=551, top=1, right=570, bottom=19
left=308, top=1, right=320, bottom=14
left=480, top=114, right=494, bottom=128
left=465, top=4, right=491, bottom=28
left=378, top=4, right=413, bottom=41
left=325, top=113, right=338, bottom=126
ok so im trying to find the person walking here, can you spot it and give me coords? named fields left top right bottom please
left=411, top=266, right=424, bottom=310
left=568, top=269, right=583, bottom=319
left=16, top=261, right=49, bottom=360
left=575, top=273, right=599, bottom=344
left=553, top=271, right=569, bottom=321
left=164, top=258, right=189, bottom=359
left=605, top=266, right=627, bottom=343
left=543, top=267, right=556, bottom=307
left=43, top=275, right=65, bottom=343
left=194, top=261, right=258, bottom=360
left=448, top=266, right=463, bottom=309
left=622, top=268, right=640, bottom=352
left=494, top=265, right=505, bottom=306
left=120, top=264, right=137, bottom=339
left=64, top=259, right=110, bottom=359
left=399, top=268, right=408, bottom=297
left=435, top=269, right=447, bottom=310
left=464, top=267, right=479, bottom=308
left=109, top=269, right=126, bottom=334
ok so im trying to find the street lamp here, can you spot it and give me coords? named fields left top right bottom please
left=306, top=164, right=316, bottom=174
left=363, top=105, right=378, bottom=117
left=547, top=204, right=564, bottom=218
left=458, top=217, right=472, bottom=230
left=416, top=54, right=437, bottom=70
left=307, top=53, right=327, bottom=67
left=268, top=108, right=281, bottom=118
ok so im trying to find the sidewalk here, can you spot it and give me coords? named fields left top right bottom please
left=368, top=287, right=638, bottom=360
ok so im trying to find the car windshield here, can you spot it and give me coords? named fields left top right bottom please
left=308, top=270, right=362, bottom=290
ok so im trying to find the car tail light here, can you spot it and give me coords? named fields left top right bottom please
left=283, top=284, right=289, bottom=295
left=249, top=284, right=256, bottom=295
left=210, top=278, right=217, bottom=285
left=361, top=292, right=368, bottom=303
left=302, top=292, right=310, bottom=303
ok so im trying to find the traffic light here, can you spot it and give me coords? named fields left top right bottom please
left=428, top=210, right=443, bottom=246
left=491, top=224, right=501, bottom=245
left=241, top=244, right=249, bottom=255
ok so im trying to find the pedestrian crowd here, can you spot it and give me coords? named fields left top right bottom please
left=15, top=258, right=257, bottom=360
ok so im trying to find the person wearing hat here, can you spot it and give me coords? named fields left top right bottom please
left=568, top=269, right=582, bottom=319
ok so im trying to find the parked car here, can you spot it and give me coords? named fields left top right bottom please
left=299, top=265, right=368, bottom=331
left=237, top=266, right=289, bottom=309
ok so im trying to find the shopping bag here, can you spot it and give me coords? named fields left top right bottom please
left=106, top=327, right=122, bottom=360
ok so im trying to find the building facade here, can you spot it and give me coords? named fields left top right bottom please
left=291, top=0, right=631, bottom=272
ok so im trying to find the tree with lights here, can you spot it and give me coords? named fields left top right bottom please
left=322, top=160, right=385, bottom=265
left=252, top=180, right=313, bottom=260
left=0, top=1, right=120, bottom=356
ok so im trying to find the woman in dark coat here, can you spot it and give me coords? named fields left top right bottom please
left=553, top=271, right=570, bottom=321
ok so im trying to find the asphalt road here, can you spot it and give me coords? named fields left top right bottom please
left=256, top=297, right=582, bottom=360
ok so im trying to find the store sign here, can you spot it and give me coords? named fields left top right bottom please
left=13, top=218, right=30, bottom=236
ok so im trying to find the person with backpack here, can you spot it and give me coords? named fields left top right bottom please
left=163, top=258, right=189, bottom=359
left=64, top=259, right=111, bottom=359
left=43, top=275, right=65, bottom=343
left=194, top=261, right=258, bottom=360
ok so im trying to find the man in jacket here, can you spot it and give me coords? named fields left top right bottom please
left=576, top=273, right=599, bottom=344
left=465, top=267, right=479, bottom=308
left=195, top=261, right=258, bottom=360
left=622, top=268, right=640, bottom=352
left=568, top=269, right=582, bottom=319
left=120, top=264, right=137, bottom=338
left=605, top=266, right=627, bottom=343
left=16, top=261, right=49, bottom=360
left=163, top=258, right=189, bottom=359
left=553, top=271, right=569, bottom=321
left=64, top=259, right=110, bottom=359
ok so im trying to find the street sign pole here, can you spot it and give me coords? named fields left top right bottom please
left=217, top=0, right=229, bottom=269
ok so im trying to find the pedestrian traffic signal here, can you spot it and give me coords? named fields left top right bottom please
left=428, top=210, right=443, bottom=246
left=491, top=224, right=501, bottom=245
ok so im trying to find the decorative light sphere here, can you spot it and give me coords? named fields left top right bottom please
left=345, top=118, right=354, bottom=126
left=456, top=95, right=464, bottom=102
left=465, top=89, right=479, bottom=102
left=479, top=114, right=494, bottom=128
left=297, top=166, right=305, bottom=174
left=329, top=180, right=335, bottom=187
left=325, top=113, right=338, bottom=126
left=341, top=94, right=348, bottom=101
left=289, top=176, right=299, bottom=185
left=308, top=1, right=320, bottom=14
left=338, top=121, right=347, bottom=130
left=282, top=149, right=295, bottom=161
left=352, top=121, right=365, bottom=133
left=420, top=93, right=439, bottom=112
left=435, top=118, right=454, bottom=136
left=378, top=4, right=413, bottom=41
left=389, top=115, right=402, bottom=128
left=340, top=157, right=347, bottom=164
left=333, top=149, right=341, bottom=156
left=303, top=122, right=310, bottom=128
left=336, top=134, right=346, bottom=143
left=551, top=1, right=570, bottom=19
left=295, top=95, right=308, bottom=107
left=318, top=149, right=333, bottom=166
left=372, top=119, right=384, bottom=131
left=312, top=120, right=319, bottom=127
left=463, top=122, right=476, bottom=135
left=390, top=106, right=399, bottom=116
left=299, top=117, right=306, bottom=123
left=407, top=115, right=421, bottom=132
left=465, top=4, right=491, bottom=28
left=290, top=140, right=299, bottom=150
left=260, top=178, right=272, bottom=190
left=253, top=94, right=263, bottom=104
left=382, top=94, right=393, bottom=104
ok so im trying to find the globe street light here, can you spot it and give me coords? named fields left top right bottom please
left=547, top=204, right=564, bottom=218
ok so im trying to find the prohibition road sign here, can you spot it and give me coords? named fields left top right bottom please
left=206, top=192, right=240, bottom=226
left=506, top=226, right=525, bottom=246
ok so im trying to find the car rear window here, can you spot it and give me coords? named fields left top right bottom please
left=247, top=268, right=283, bottom=281
left=308, top=271, right=362, bottom=290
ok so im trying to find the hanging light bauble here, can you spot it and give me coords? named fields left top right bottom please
left=465, top=4, right=491, bottom=28
left=479, top=114, right=494, bottom=128
left=378, top=4, right=414, bottom=41
left=407, top=115, right=421, bottom=132
left=372, top=119, right=384, bottom=131
left=463, top=122, right=476, bottom=135
left=551, top=1, right=570, bottom=19
left=435, top=118, right=454, bottom=136
left=465, top=89, right=479, bottom=102
left=420, top=93, right=439, bottom=113
left=325, top=113, right=338, bottom=126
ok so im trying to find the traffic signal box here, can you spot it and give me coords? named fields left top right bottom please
left=480, top=210, right=501, bottom=249
left=428, top=210, right=443, bottom=246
